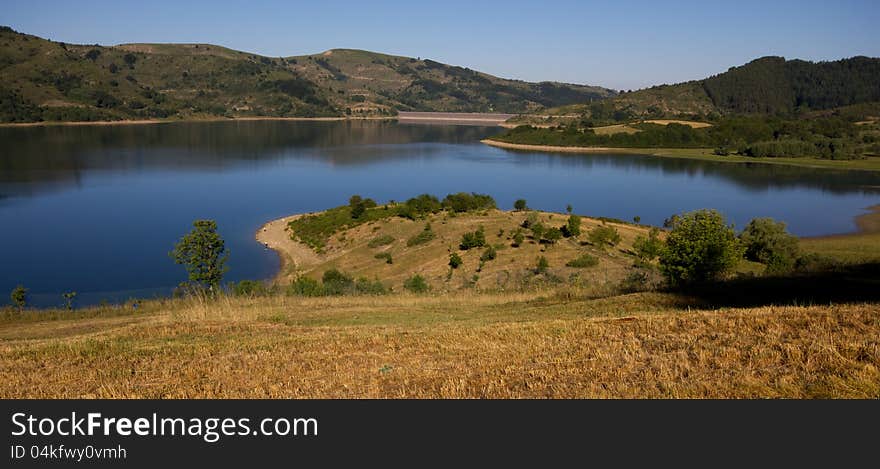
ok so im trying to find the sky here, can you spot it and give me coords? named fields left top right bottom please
left=3, top=0, right=879, bottom=90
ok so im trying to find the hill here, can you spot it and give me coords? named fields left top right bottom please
left=525, top=56, right=880, bottom=123
left=0, top=27, right=614, bottom=123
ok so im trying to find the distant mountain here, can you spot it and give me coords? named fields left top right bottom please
left=0, top=27, right=614, bottom=123
left=541, top=56, right=880, bottom=121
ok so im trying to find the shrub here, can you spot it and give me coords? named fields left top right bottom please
left=322, top=268, right=354, bottom=295
left=399, top=194, right=441, bottom=219
left=522, top=212, right=538, bottom=229
left=739, top=218, right=799, bottom=274
left=448, top=252, right=463, bottom=269
left=287, top=276, right=323, bottom=297
left=530, top=222, right=546, bottom=240
left=232, top=280, right=268, bottom=296
left=619, top=270, right=651, bottom=293
left=659, top=209, right=744, bottom=285
left=368, top=235, right=395, bottom=248
left=355, top=278, right=387, bottom=295
left=406, top=223, right=436, bottom=246
left=566, top=253, right=599, bottom=268
left=460, top=227, right=486, bottom=250
left=441, top=192, right=496, bottom=213
left=587, top=225, right=621, bottom=248
left=62, top=291, right=77, bottom=310
left=403, top=274, right=430, bottom=293
left=512, top=230, right=525, bottom=247
left=514, top=199, right=528, bottom=211
left=374, top=252, right=393, bottom=264
left=480, top=246, right=497, bottom=262
left=535, top=256, right=549, bottom=274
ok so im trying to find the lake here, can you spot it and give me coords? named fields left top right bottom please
left=2, top=120, right=879, bottom=307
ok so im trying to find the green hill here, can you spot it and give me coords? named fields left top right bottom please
left=0, top=27, right=614, bottom=123
left=533, top=56, right=880, bottom=123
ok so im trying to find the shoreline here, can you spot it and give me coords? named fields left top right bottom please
left=481, top=139, right=880, bottom=172
left=0, top=115, right=396, bottom=128
left=255, top=214, right=322, bottom=285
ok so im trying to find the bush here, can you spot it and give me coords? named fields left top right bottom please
left=232, top=280, right=268, bottom=296
left=522, top=212, right=539, bottom=229
left=659, top=209, right=744, bottom=285
left=460, top=227, right=486, bottom=250
left=322, top=268, right=355, bottom=295
left=368, top=235, right=395, bottom=248
left=287, top=276, right=323, bottom=297
left=619, top=270, right=651, bottom=293
left=514, top=199, right=528, bottom=211
left=512, top=230, right=525, bottom=247
left=406, top=223, right=436, bottom=246
left=441, top=193, right=496, bottom=213
left=535, top=256, right=549, bottom=274
left=448, top=252, right=463, bottom=269
left=374, top=252, right=393, bottom=264
left=403, top=274, right=430, bottom=293
left=739, top=218, right=800, bottom=274
left=587, top=225, right=621, bottom=248
left=355, top=278, right=387, bottom=295
left=399, top=194, right=441, bottom=220
left=566, top=253, right=599, bottom=268
left=480, top=246, right=497, bottom=262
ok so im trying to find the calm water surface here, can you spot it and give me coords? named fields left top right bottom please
left=2, top=120, right=879, bottom=306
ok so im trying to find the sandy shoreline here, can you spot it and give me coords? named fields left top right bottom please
left=481, top=139, right=629, bottom=153
left=0, top=116, right=395, bottom=128
left=255, top=214, right=322, bottom=284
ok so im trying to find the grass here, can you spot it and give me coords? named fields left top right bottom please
left=1, top=290, right=877, bottom=398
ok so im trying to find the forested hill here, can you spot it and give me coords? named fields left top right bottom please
left=0, top=27, right=614, bottom=123
left=543, top=56, right=880, bottom=121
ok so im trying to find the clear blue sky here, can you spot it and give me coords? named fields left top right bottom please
left=4, top=0, right=879, bottom=90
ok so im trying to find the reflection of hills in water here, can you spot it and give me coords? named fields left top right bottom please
left=0, top=121, right=499, bottom=197
left=502, top=150, right=880, bottom=196
left=2, top=120, right=880, bottom=199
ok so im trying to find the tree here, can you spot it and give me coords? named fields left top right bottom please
left=10, top=285, right=27, bottom=310
left=740, top=217, right=799, bottom=274
left=562, top=214, right=581, bottom=237
left=448, top=252, right=463, bottom=269
left=566, top=204, right=573, bottom=214
left=349, top=195, right=366, bottom=219
left=459, top=227, right=486, bottom=250
left=170, top=219, right=229, bottom=291
left=62, top=291, right=77, bottom=310
left=543, top=227, right=562, bottom=244
left=633, top=227, right=664, bottom=262
left=480, top=246, right=497, bottom=262
left=659, top=209, right=744, bottom=285
left=514, top=199, right=528, bottom=211
left=123, top=53, right=137, bottom=67
left=587, top=225, right=621, bottom=248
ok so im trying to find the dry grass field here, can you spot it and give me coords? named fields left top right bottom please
left=1, top=291, right=877, bottom=398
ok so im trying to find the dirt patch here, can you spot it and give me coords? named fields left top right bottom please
left=256, top=214, right=323, bottom=284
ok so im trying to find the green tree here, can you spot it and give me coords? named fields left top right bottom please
left=170, top=219, right=229, bottom=291
left=322, top=269, right=354, bottom=295
left=62, top=291, right=77, bottom=310
left=633, top=227, right=664, bottom=262
left=566, top=204, right=573, bottom=214
left=448, top=252, right=463, bottom=269
left=587, top=225, right=621, bottom=248
left=543, top=227, right=562, bottom=244
left=659, top=209, right=744, bottom=285
left=10, top=285, right=28, bottom=310
left=563, top=214, right=582, bottom=237
left=514, top=199, right=528, bottom=211
left=349, top=195, right=366, bottom=219
left=459, top=227, right=486, bottom=250
left=739, top=217, right=800, bottom=274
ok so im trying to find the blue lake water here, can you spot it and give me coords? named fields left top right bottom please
left=1, top=120, right=879, bottom=307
